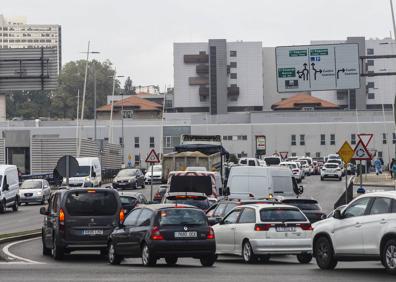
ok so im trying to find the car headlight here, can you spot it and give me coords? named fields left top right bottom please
left=37, top=191, right=42, bottom=196
left=84, top=177, right=90, bottom=182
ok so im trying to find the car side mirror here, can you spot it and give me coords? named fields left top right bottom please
left=333, top=209, right=342, bottom=219
left=40, top=207, right=48, bottom=215
left=92, top=171, right=96, bottom=178
left=208, top=218, right=220, bottom=226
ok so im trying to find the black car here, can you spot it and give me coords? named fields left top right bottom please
left=112, top=169, right=145, bottom=190
left=40, top=187, right=123, bottom=260
left=280, top=198, right=326, bottom=223
left=118, top=191, right=148, bottom=214
left=107, top=204, right=216, bottom=266
left=162, top=192, right=211, bottom=210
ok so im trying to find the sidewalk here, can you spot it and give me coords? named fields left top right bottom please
left=353, top=172, right=396, bottom=187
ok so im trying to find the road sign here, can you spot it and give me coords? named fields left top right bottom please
left=357, top=133, right=373, bottom=147
left=145, top=149, right=160, bottom=163
left=279, top=152, right=288, bottom=160
left=275, top=43, right=360, bottom=93
left=56, top=155, right=79, bottom=178
left=337, top=141, right=354, bottom=164
left=128, top=153, right=132, bottom=161
left=352, top=140, right=372, bottom=160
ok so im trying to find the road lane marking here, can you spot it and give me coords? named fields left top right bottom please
left=2, top=237, right=45, bottom=264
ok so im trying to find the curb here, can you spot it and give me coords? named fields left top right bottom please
left=0, top=229, right=41, bottom=245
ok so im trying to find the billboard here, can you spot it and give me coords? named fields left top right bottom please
left=256, top=135, right=266, bottom=155
left=275, top=44, right=360, bottom=93
left=0, top=47, right=59, bottom=91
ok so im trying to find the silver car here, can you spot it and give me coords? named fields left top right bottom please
left=213, top=204, right=313, bottom=264
left=19, top=179, right=51, bottom=205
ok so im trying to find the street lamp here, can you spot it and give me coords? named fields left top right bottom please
left=108, top=72, right=124, bottom=144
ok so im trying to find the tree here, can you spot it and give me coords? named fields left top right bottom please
left=124, top=76, right=135, bottom=95
left=6, top=90, right=52, bottom=119
left=228, top=154, right=238, bottom=164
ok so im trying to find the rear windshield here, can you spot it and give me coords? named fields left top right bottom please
left=120, top=196, right=137, bottom=206
left=325, top=164, right=339, bottom=168
left=169, top=176, right=212, bottom=195
left=282, top=200, right=320, bottom=211
left=264, top=157, right=281, bottom=166
left=158, top=208, right=207, bottom=226
left=272, top=176, right=293, bottom=194
left=65, top=191, right=118, bottom=216
left=21, top=180, right=42, bottom=189
left=260, top=208, right=306, bottom=222
left=164, top=198, right=210, bottom=210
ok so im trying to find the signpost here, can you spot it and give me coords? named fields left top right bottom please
left=352, top=139, right=372, bottom=194
left=145, top=149, right=160, bottom=201
left=337, top=141, right=354, bottom=204
left=275, top=43, right=360, bottom=93
left=55, top=155, right=79, bottom=187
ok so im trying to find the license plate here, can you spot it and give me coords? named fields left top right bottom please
left=174, top=231, right=197, bottom=238
left=82, top=229, right=103, bottom=235
left=276, top=227, right=296, bottom=232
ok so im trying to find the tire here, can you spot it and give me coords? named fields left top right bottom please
left=12, top=197, right=18, bottom=212
left=382, top=239, right=396, bottom=275
left=108, top=242, right=122, bottom=265
left=314, top=237, right=337, bottom=270
left=42, top=234, right=51, bottom=256
left=141, top=243, right=156, bottom=266
left=165, top=257, right=178, bottom=266
left=242, top=240, right=257, bottom=264
left=41, top=197, right=45, bottom=205
left=51, top=237, right=64, bottom=260
left=0, top=199, right=6, bottom=214
left=142, top=183, right=145, bottom=189
left=200, top=255, right=216, bottom=267
left=297, top=253, right=313, bottom=264
left=320, top=176, right=324, bottom=181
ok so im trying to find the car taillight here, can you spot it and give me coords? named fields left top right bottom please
left=254, top=224, right=272, bottom=231
left=207, top=227, right=215, bottom=239
left=59, top=208, right=65, bottom=223
left=299, top=223, right=313, bottom=231
left=119, top=210, right=125, bottom=223
left=150, top=226, right=164, bottom=240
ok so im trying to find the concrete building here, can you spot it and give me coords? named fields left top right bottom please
left=174, top=40, right=263, bottom=114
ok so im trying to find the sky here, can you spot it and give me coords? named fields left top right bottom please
left=1, top=0, right=394, bottom=90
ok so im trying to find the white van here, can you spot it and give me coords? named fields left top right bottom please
left=65, top=157, right=102, bottom=187
left=0, top=165, right=20, bottom=213
left=238, top=158, right=260, bottom=166
left=226, top=166, right=302, bottom=199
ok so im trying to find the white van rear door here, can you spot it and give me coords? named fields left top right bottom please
left=248, top=176, right=269, bottom=198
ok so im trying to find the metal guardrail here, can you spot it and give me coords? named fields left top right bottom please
left=334, top=175, right=355, bottom=209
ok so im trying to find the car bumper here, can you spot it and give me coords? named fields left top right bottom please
left=113, top=182, right=137, bottom=189
left=250, top=238, right=312, bottom=255
left=20, top=196, right=43, bottom=202
left=321, top=173, right=341, bottom=178
left=149, top=240, right=216, bottom=257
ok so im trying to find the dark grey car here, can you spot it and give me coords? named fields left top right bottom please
left=40, top=187, right=123, bottom=260
left=112, top=169, right=145, bottom=190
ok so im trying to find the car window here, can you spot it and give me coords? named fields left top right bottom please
left=223, top=209, right=241, bottom=224
left=369, top=197, right=392, bottom=215
left=224, top=203, right=238, bottom=215
left=260, top=208, right=306, bottom=222
left=238, top=208, right=256, bottom=223
left=65, top=191, right=118, bottom=216
left=240, top=159, right=247, bottom=165
left=136, top=209, right=153, bottom=226
left=124, top=209, right=141, bottom=226
left=392, top=200, right=396, bottom=213
left=213, top=203, right=227, bottom=217
left=248, top=160, right=256, bottom=166
left=343, top=197, right=371, bottom=218
left=159, top=208, right=207, bottom=226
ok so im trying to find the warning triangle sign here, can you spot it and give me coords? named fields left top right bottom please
left=352, top=140, right=372, bottom=160
left=145, top=149, right=160, bottom=163
left=357, top=133, right=373, bottom=147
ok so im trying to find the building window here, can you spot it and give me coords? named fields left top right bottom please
left=351, top=134, right=356, bottom=145
left=305, top=152, right=311, bottom=157
left=393, top=133, right=396, bottom=144
left=378, top=151, right=383, bottom=158
left=291, top=135, right=296, bottom=146
left=223, top=136, right=233, bottom=141
left=230, top=62, right=237, bottom=68
left=165, top=136, right=172, bottom=148
left=320, top=134, right=326, bottom=145
left=134, top=137, right=139, bottom=148
left=330, top=134, right=335, bottom=145
left=367, top=48, right=374, bottom=55
left=315, top=152, right=321, bottom=158
left=134, top=155, right=140, bottom=166
left=368, top=93, right=375, bottom=99
left=291, top=152, right=297, bottom=157
left=123, top=110, right=133, bottom=119
left=300, top=134, right=305, bottom=146
left=367, top=59, right=374, bottom=66
left=104, top=137, right=109, bottom=142
left=367, top=82, right=375, bottom=88
left=383, top=133, right=387, bottom=144
left=230, top=50, right=237, bottom=57
left=150, top=137, right=155, bottom=148
left=237, top=135, right=247, bottom=141
left=230, top=73, right=237, bottom=79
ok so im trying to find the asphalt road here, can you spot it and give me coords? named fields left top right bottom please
left=0, top=237, right=394, bottom=282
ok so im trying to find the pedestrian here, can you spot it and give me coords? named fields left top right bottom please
left=374, top=157, right=382, bottom=175
left=390, top=159, right=395, bottom=178
left=393, top=162, right=396, bottom=179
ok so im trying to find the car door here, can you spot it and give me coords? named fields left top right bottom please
left=116, top=209, right=141, bottom=255
left=213, top=209, right=241, bottom=254
left=234, top=208, right=256, bottom=255
left=45, top=193, right=60, bottom=248
left=333, top=197, right=372, bottom=255
left=43, top=180, right=51, bottom=200
left=362, top=197, right=393, bottom=255
left=43, top=194, right=55, bottom=247
left=131, top=209, right=154, bottom=254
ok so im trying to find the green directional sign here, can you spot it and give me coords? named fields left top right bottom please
left=278, top=68, right=296, bottom=78
left=310, top=49, right=328, bottom=56
left=289, top=50, right=307, bottom=57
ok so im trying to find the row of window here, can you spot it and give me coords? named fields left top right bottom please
left=2, top=39, right=52, bottom=43
left=223, top=135, right=248, bottom=141
left=292, top=133, right=396, bottom=146
left=118, top=136, right=155, bottom=148
left=350, top=133, right=396, bottom=145
left=288, top=151, right=385, bottom=159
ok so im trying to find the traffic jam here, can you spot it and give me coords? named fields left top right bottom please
left=1, top=135, right=396, bottom=275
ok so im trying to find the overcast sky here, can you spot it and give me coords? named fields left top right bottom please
left=1, top=0, right=394, bottom=89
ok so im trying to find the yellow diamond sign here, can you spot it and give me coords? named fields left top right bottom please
left=337, top=141, right=354, bottom=164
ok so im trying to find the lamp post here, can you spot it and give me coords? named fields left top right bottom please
left=108, top=72, right=124, bottom=143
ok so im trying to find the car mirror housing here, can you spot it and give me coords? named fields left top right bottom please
left=333, top=209, right=342, bottom=219
left=39, top=207, right=47, bottom=215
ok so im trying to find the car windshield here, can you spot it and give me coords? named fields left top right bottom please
left=120, top=196, right=138, bottom=206
left=286, top=163, right=297, bottom=169
left=117, top=169, right=137, bottom=177
left=21, top=180, right=42, bottom=189
left=260, top=208, right=306, bottom=222
left=158, top=208, right=207, bottom=226
left=75, top=166, right=90, bottom=177
left=264, top=157, right=280, bottom=166
left=65, top=190, right=117, bottom=216
left=164, top=197, right=210, bottom=210
left=328, top=159, right=341, bottom=164
left=282, top=200, right=320, bottom=211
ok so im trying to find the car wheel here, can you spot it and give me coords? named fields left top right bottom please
left=382, top=239, right=396, bottom=275
left=320, top=176, right=324, bottom=181
left=242, top=240, right=257, bottom=264
left=108, top=242, right=122, bottom=265
left=0, top=199, right=6, bottom=214
left=314, top=237, right=337, bottom=270
left=42, top=235, right=51, bottom=256
left=12, top=197, right=19, bottom=212
left=165, top=256, right=178, bottom=266
left=297, top=253, right=312, bottom=264
left=41, top=197, right=45, bottom=205
left=52, top=237, right=64, bottom=260
left=142, top=182, right=145, bottom=189
left=200, top=255, right=216, bottom=267
left=141, top=243, right=156, bottom=266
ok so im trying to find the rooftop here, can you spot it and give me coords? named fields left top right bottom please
left=97, top=95, right=162, bottom=112
left=271, top=93, right=339, bottom=111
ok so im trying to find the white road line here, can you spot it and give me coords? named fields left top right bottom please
left=2, top=237, right=45, bottom=264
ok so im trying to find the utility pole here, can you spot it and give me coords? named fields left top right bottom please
left=108, top=71, right=124, bottom=144
left=93, top=64, right=97, bottom=142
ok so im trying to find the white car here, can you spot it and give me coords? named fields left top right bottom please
left=297, top=160, right=310, bottom=176
left=19, top=179, right=51, bottom=205
left=280, top=161, right=303, bottom=183
left=312, top=191, right=396, bottom=275
left=145, top=164, right=162, bottom=184
left=213, top=204, right=313, bottom=264
left=320, top=163, right=342, bottom=181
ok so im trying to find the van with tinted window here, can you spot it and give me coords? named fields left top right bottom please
left=0, top=165, right=20, bottom=213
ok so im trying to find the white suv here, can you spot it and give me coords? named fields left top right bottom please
left=320, top=163, right=342, bottom=181
left=312, top=192, right=396, bottom=275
